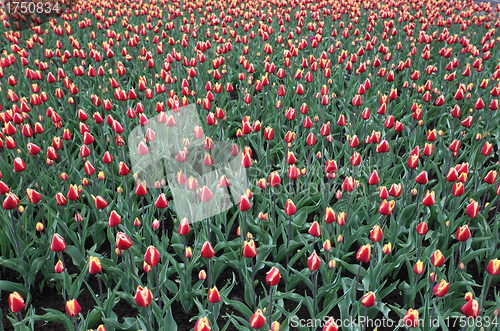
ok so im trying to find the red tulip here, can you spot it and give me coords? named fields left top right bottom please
left=65, top=299, right=81, bottom=316
left=8, top=292, right=25, bottom=313
left=134, top=286, right=153, bottom=307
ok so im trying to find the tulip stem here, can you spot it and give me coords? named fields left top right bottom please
left=207, top=259, right=211, bottom=292
left=354, top=261, right=362, bottom=295
left=430, top=296, right=438, bottom=323
left=367, top=186, right=372, bottom=222
left=429, top=265, right=438, bottom=301
left=312, top=270, right=317, bottom=317
left=482, top=189, right=489, bottom=212
left=160, top=208, right=165, bottom=239
left=414, top=186, right=421, bottom=225
left=403, top=168, right=413, bottom=206
left=109, top=163, right=115, bottom=197
left=362, top=306, right=368, bottom=331
left=153, top=265, right=162, bottom=311
left=97, top=273, right=104, bottom=310
left=269, top=286, right=273, bottom=325
left=287, top=214, right=291, bottom=266
left=251, top=258, right=255, bottom=311
left=10, top=210, right=24, bottom=269
left=74, top=316, right=79, bottom=331
left=183, top=236, right=188, bottom=288
left=145, top=306, right=152, bottom=331
left=128, top=250, right=137, bottom=289
left=482, top=274, right=492, bottom=312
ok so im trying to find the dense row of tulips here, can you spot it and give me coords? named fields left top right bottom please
left=1, top=0, right=500, bottom=330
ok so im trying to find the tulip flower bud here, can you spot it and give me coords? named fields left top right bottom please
left=51, top=233, right=66, bottom=252
left=201, top=241, right=215, bottom=258
left=250, top=309, right=266, bottom=329
left=134, top=286, right=153, bottom=307
left=208, top=286, right=221, bottom=303
left=431, top=249, right=445, bottom=267
left=433, top=279, right=449, bottom=297
left=9, top=292, right=25, bottom=313
left=414, top=260, right=424, bottom=275
left=145, top=245, right=160, bottom=267
left=462, top=299, right=479, bottom=318
left=266, top=266, right=281, bottom=286
left=362, top=292, right=376, bottom=307
left=194, top=316, right=210, bottom=331
left=307, top=251, right=321, bottom=271
left=356, top=244, right=371, bottom=263
left=65, top=299, right=81, bottom=316
left=382, top=242, right=392, bottom=254
left=487, top=259, right=500, bottom=276
left=403, top=308, right=419, bottom=327
left=88, top=256, right=102, bottom=274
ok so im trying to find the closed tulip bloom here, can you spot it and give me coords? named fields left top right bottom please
left=415, top=171, right=428, bottom=185
left=288, top=164, right=299, bottom=179
left=378, top=199, right=395, bottom=215
left=208, top=286, right=221, bottom=303
left=239, top=194, right=251, bottom=211
left=487, top=259, right=500, bottom=276
left=56, top=193, right=67, bottom=206
left=116, top=232, right=133, bottom=250
left=362, top=291, right=376, bottom=307
left=26, top=188, right=42, bottom=204
left=484, top=170, right=497, bottom=185
left=414, top=260, right=424, bottom=275
left=307, top=251, right=321, bottom=271
left=342, top=176, right=354, bottom=192
left=466, top=201, right=479, bottom=218
left=108, top=210, right=121, bottom=227
left=55, top=260, right=64, bottom=273
left=323, top=240, right=332, bottom=252
left=145, top=245, right=160, bottom=266
left=88, top=256, right=102, bottom=274
left=431, top=249, right=445, bottom=267
left=285, top=199, right=297, bottom=215
left=308, top=221, right=321, bottom=237
left=134, top=286, right=153, bottom=307
left=465, top=292, right=474, bottom=302
left=200, top=186, right=213, bottom=202
left=456, top=225, right=471, bottom=241
left=356, top=244, right=371, bottom=263
left=379, top=186, right=389, bottom=199
left=13, top=157, right=26, bottom=172
left=407, top=155, right=419, bottom=169
left=178, top=218, right=190, bottom=236
left=322, top=317, right=339, bottom=331
left=382, top=242, right=392, bottom=254
left=324, top=207, right=336, bottom=224
left=199, top=270, right=207, bottom=281
left=370, top=225, right=383, bottom=242
left=403, top=308, right=419, bottom=328
left=433, top=279, right=449, bottom=297
left=416, top=222, right=428, bottom=235
left=3, top=192, right=20, bottom=210
left=368, top=170, right=379, bottom=185
left=422, top=190, right=435, bottom=206
left=269, top=171, right=281, bottom=187
left=8, top=292, right=25, bottom=313
left=201, top=241, right=215, bottom=258
left=65, top=299, right=81, bottom=316
left=154, top=193, right=168, bottom=209
left=452, top=182, right=464, bottom=196
left=67, top=184, right=79, bottom=201
left=243, top=240, right=257, bottom=258
left=51, top=233, right=66, bottom=252
left=266, top=266, right=281, bottom=286
left=92, top=195, right=108, bottom=209
left=462, top=299, right=479, bottom=318
left=250, top=309, right=266, bottom=329
left=194, top=316, right=211, bottom=331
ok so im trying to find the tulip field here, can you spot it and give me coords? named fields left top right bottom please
left=2, top=0, right=500, bottom=329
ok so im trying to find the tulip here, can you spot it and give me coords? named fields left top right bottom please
left=462, top=299, right=479, bottom=318
left=403, top=308, right=419, bottom=328
left=285, top=199, right=297, bottom=265
left=250, top=309, right=266, bottom=329
left=323, top=317, right=339, bottom=331
left=194, top=316, right=210, bottom=331
left=9, top=292, right=25, bottom=314
left=65, top=299, right=81, bottom=317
